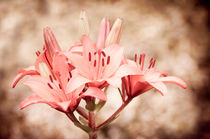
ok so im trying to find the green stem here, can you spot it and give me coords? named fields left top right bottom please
left=96, top=98, right=132, bottom=130
left=66, top=112, right=91, bottom=133
left=88, top=111, right=97, bottom=139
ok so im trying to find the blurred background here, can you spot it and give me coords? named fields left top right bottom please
left=0, top=0, right=210, bottom=138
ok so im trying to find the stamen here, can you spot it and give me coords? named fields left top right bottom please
left=67, top=78, right=70, bottom=82
left=102, top=58, right=105, bottom=66
left=47, top=83, right=53, bottom=89
left=68, top=63, right=73, bottom=70
left=69, top=71, right=72, bottom=78
left=152, top=59, right=156, bottom=68
left=35, top=52, right=39, bottom=56
left=49, top=75, right=53, bottom=83
left=59, top=84, right=62, bottom=89
left=94, top=52, right=97, bottom=55
left=107, top=56, right=110, bottom=65
left=139, top=54, right=142, bottom=65
left=148, top=58, right=153, bottom=69
left=88, top=52, right=91, bottom=61
left=94, top=60, right=97, bottom=67
left=101, top=51, right=106, bottom=57
left=141, top=54, right=145, bottom=70
left=134, top=54, right=137, bottom=62
left=37, top=51, right=41, bottom=55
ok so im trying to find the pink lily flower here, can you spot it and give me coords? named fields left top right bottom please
left=18, top=52, right=106, bottom=112
left=11, top=27, right=64, bottom=88
left=66, top=34, right=130, bottom=92
left=122, top=54, right=187, bottom=97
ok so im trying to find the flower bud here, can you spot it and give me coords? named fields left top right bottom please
left=105, top=18, right=123, bottom=46
left=79, top=10, right=90, bottom=35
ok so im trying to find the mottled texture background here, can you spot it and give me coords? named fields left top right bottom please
left=0, top=0, right=210, bottom=139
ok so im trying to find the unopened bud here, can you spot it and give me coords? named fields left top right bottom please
left=105, top=18, right=123, bottom=46
left=79, top=10, right=90, bottom=35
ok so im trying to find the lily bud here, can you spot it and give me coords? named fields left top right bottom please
left=105, top=18, right=123, bottom=46
left=96, top=18, right=111, bottom=49
left=38, top=62, right=52, bottom=77
left=43, top=27, right=61, bottom=62
left=79, top=10, right=90, bottom=35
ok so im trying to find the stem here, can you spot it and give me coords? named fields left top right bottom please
left=88, top=132, right=97, bottom=139
left=66, top=112, right=90, bottom=133
left=88, top=111, right=95, bottom=129
left=77, top=106, right=88, bottom=120
left=96, top=98, right=132, bottom=130
left=88, top=111, right=97, bottom=139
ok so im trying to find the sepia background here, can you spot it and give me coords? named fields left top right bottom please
left=0, top=0, right=210, bottom=138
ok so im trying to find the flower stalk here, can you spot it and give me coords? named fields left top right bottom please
left=96, top=97, right=132, bottom=130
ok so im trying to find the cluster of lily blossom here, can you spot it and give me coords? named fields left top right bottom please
left=11, top=11, right=187, bottom=136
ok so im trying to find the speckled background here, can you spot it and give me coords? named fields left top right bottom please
left=0, top=0, right=209, bottom=139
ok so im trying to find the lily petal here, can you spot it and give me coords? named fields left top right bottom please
left=81, top=87, right=107, bottom=102
left=66, top=74, right=90, bottom=93
left=20, top=94, right=50, bottom=109
left=103, top=45, right=124, bottom=77
left=57, top=101, right=72, bottom=112
left=11, top=66, right=39, bottom=88
left=69, top=55, right=92, bottom=79
left=159, top=76, right=187, bottom=89
left=52, top=52, right=69, bottom=88
left=23, top=76, right=63, bottom=102
left=149, top=82, right=167, bottom=96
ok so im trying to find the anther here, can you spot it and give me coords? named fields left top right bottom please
left=69, top=71, right=72, bottom=78
left=35, top=52, right=39, bottom=56
left=49, top=75, right=53, bottom=83
left=102, top=58, right=105, bottom=66
left=152, top=59, right=156, bottom=68
left=47, top=83, right=53, bottom=89
left=88, top=52, right=91, bottom=61
left=94, top=60, right=97, bottom=67
left=148, top=58, right=153, bottom=69
left=59, top=84, right=62, bottom=89
left=101, top=51, right=106, bottom=57
left=107, top=56, right=110, bottom=65
left=134, top=54, right=137, bottom=62
left=139, top=54, right=142, bottom=65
